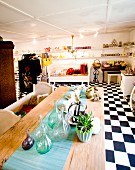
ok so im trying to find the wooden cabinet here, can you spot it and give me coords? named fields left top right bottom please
left=49, top=74, right=90, bottom=85
left=120, top=72, right=135, bottom=96
left=0, top=41, right=16, bottom=108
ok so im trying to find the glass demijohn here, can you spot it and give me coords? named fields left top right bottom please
left=35, top=115, right=52, bottom=154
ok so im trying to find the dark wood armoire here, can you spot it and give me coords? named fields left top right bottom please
left=0, top=41, right=16, bottom=108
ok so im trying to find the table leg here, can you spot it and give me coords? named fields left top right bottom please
left=102, top=71, right=105, bottom=83
left=93, top=68, right=99, bottom=83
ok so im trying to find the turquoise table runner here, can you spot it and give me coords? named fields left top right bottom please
left=3, top=87, right=86, bottom=170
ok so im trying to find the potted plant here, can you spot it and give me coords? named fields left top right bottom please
left=76, top=112, right=93, bottom=142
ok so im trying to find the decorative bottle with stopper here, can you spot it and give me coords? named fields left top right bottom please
left=22, top=130, right=34, bottom=150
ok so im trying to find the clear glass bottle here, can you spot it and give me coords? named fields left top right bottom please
left=51, top=106, right=71, bottom=141
left=36, top=130, right=52, bottom=154
left=48, top=100, right=60, bottom=129
left=34, top=115, right=52, bottom=154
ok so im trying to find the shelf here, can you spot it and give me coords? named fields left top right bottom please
left=51, top=57, right=88, bottom=60
left=128, top=56, right=135, bottom=58
left=123, top=45, right=135, bottom=49
left=99, top=45, right=135, bottom=52
left=49, top=50, right=69, bottom=53
left=50, top=74, right=88, bottom=77
left=102, top=47, right=125, bottom=50
left=48, top=46, right=131, bottom=52
left=90, top=46, right=126, bottom=50
left=13, top=45, right=132, bottom=61
left=51, top=55, right=128, bottom=60
left=101, top=54, right=128, bottom=57
left=51, top=57, right=102, bottom=60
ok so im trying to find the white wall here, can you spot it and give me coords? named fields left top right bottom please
left=14, top=31, right=135, bottom=82
left=14, top=31, right=130, bottom=55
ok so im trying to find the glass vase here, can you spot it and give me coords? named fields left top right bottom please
left=48, top=100, right=60, bottom=129
left=22, top=130, right=34, bottom=150
left=36, top=133, right=52, bottom=154
left=50, top=106, right=71, bottom=141
left=34, top=115, right=52, bottom=154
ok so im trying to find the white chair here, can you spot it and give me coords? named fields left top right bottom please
left=0, top=82, right=53, bottom=136
left=33, top=82, right=54, bottom=95
left=0, top=109, right=21, bottom=136
left=33, top=82, right=54, bottom=104
left=5, top=82, right=54, bottom=113
left=108, top=72, right=121, bottom=85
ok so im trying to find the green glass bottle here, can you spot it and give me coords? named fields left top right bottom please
left=35, top=115, right=52, bottom=154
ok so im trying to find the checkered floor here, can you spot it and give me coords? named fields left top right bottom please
left=103, top=84, right=135, bottom=170
left=15, top=80, right=135, bottom=169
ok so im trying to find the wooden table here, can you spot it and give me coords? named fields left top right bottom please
left=101, top=66, right=125, bottom=83
left=0, top=86, right=105, bottom=170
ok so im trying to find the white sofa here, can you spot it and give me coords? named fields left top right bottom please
left=0, top=109, right=21, bottom=136
left=0, top=82, right=53, bottom=136
left=5, top=82, right=53, bottom=112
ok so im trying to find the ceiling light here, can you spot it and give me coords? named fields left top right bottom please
left=32, top=38, right=37, bottom=44
left=94, top=31, right=99, bottom=37
left=79, top=33, right=84, bottom=39
left=31, top=23, right=36, bottom=27
left=46, top=38, right=50, bottom=41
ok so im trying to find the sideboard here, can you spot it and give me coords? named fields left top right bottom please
left=48, top=73, right=90, bottom=85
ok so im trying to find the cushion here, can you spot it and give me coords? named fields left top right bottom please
left=15, top=110, right=27, bottom=118
left=37, top=93, right=49, bottom=104
left=21, top=105, right=35, bottom=113
left=15, top=105, right=35, bottom=118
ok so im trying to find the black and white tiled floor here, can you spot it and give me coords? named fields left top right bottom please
left=103, top=84, right=135, bottom=170
left=15, top=80, right=135, bottom=169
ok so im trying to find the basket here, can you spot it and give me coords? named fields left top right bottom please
left=92, top=59, right=101, bottom=69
